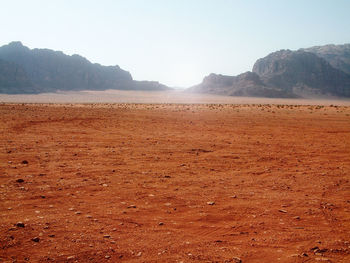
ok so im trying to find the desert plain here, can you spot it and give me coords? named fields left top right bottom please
left=1, top=102, right=350, bottom=262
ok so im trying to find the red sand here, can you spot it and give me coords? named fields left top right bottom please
left=1, top=103, right=350, bottom=262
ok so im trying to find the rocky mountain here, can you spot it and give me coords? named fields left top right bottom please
left=188, top=72, right=295, bottom=98
left=0, top=59, right=35, bottom=94
left=252, top=49, right=350, bottom=97
left=301, top=44, right=350, bottom=75
left=0, top=42, right=169, bottom=94
left=189, top=45, right=350, bottom=98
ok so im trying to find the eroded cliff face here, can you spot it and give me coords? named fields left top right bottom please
left=302, top=44, right=350, bottom=75
left=252, top=49, right=350, bottom=97
left=0, top=42, right=169, bottom=94
left=189, top=46, right=350, bottom=98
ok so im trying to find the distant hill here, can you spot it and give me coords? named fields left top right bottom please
left=188, top=72, right=295, bottom=98
left=301, top=44, right=350, bottom=75
left=0, top=42, right=169, bottom=94
left=189, top=44, right=350, bottom=98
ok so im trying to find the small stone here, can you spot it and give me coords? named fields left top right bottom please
left=66, top=255, right=75, bottom=260
left=16, top=222, right=25, bottom=228
left=22, top=160, right=28, bottom=164
left=158, top=222, right=164, bottom=226
left=75, top=211, right=82, bottom=215
left=16, top=178, right=24, bottom=183
left=86, top=215, right=92, bottom=218
left=68, top=208, right=75, bottom=211
left=232, top=257, right=242, bottom=263
left=278, top=209, right=287, bottom=213
left=102, top=184, right=108, bottom=187
left=103, top=234, right=111, bottom=238
left=105, top=255, right=111, bottom=259
left=127, top=205, right=136, bottom=208
left=293, top=216, right=300, bottom=220
left=207, top=201, right=215, bottom=205
left=136, top=252, right=142, bottom=257
left=31, top=237, right=40, bottom=242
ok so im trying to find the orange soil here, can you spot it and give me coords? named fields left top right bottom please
left=1, top=103, right=350, bottom=263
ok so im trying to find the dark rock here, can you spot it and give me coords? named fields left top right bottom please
left=16, top=178, right=24, bottom=183
left=31, top=237, right=40, bottom=242
left=21, top=160, right=28, bottom=164
left=15, top=222, right=25, bottom=228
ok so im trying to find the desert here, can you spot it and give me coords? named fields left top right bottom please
left=1, top=102, right=350, bottom=262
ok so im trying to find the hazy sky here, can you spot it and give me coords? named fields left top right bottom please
left=1, top=0, right=350, bottom=87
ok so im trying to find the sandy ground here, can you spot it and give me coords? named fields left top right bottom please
left=1, top=90, right=350, bottom=105
left=1, top=103, right=350, bottom=262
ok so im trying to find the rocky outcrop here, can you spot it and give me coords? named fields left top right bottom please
left=0, top=42, right=169, bottom=94
left=0, top=59, right=35, bottom=94
left=301, top=44, right=350, bottom=75
left=252, top=49, right=350, bottom=97
left=188, top=71, right=296, bottom=98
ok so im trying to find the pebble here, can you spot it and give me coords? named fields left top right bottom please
left=103, top=234, right=111, bottom=238
left=127, top=205, right=136, bottom=208
left=293, top=216, right=300, bottom=220
left=278, top=209, right=287, bottom=213
left=102, top=184, right=108, bottom=187
left=16, top=222, right=25, bottom=228
left=232, top=257, right=242, bottom=263
left=22, top=160, right=28, bottom=164
left=66, top=256, right=75, bottom=260
left=158, top=222, right=164, bottom=226
left=31, top=237, right=40, bottom=242
left=75, top=211, right=82, bottom=215
left=16, top=178, right=24, bottom=183
left=105, top=255, right=111, bottom=259
left=207, top=201, right=215, bottom=205
left=136, top=252, right=142, bottom=257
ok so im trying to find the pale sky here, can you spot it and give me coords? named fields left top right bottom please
left=1, top=0, right=350, bottom=87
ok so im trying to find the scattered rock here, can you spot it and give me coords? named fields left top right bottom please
left=16, top=178, right=24, bottom=183
left=278, top=209, right=287, bottom=213
left=16, top=222, right=25, bottom=228
left=105, top=255, right=111, bottom=259
left=293, top=216, right=300, bottom=220
left=232, top=257, right=242, bottom=263
left=75, top=211, right=82, bottom=215
left=207, top=201, right=215, bottom=205
left=22, top=160, right=28, bottom=164
left=66, top=255, right=75, bottom=260
left=158, top=222, right=164, bottom=226
left=136, top=252, right=142, bottom=257
left=127, top=205, right=136, bottom=208
left=103, top=234, right=111, bottom=238
left=31, top=237, right=40, bottom=242
left=102, top=184, right=108, bottom=187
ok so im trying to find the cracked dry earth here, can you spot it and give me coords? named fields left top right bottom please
left=0, top=103, right=350, bottom=262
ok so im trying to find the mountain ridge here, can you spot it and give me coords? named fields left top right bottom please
left=190, top=44, right=350, bottom=98
left=0, top=41, right=169, bottom=94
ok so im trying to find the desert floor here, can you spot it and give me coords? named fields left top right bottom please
left=1, top=103, right=350, bottom=262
